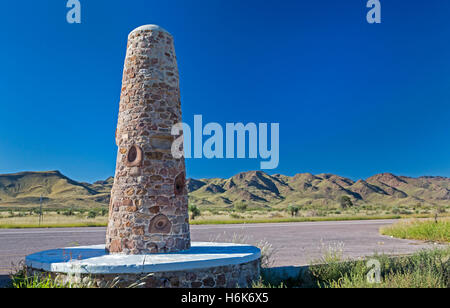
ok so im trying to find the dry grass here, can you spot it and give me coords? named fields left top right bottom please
left=0, top=212, right=107, bottom=228
left=0, top=209, right=446, bottom=229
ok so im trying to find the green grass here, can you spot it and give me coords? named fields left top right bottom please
left=9, top=268, right=149, bottom=288
left=10, top=273, right=69, bottom=288
left=257, top=248, right=450, bottom=288
left=381, top=218, right=450, bottom=243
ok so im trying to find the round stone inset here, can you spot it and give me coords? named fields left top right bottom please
left=125, top=145, right=143, bottom=167
left=174, top=173, right=185, bottom=196
left=149, top=214, right=172, bottom=234
left=128, top=147, right=137, bottom=162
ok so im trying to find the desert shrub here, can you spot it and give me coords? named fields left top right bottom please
left=189, top=205, right=201, bottom=220
left=209, top=209, right=221, bottom=215
left=234, top=202, right=248, bottom=212
left=230, top=213, right=242, bottom=219
left=87, top=211, right=97, bottom=219
left=399, top=209, right=412, bottom=215
left=288, top=205, right=300, bottom=217
left=62, top=208, right=75, bottom=216
left=392, top=207, right=400, bottom=214
left=339, top=196, right=353, bottom=209
left=433, top=205, right=446, bottom=222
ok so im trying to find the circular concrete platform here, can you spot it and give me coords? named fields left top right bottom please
left=25, top=242, right=261, bottom=288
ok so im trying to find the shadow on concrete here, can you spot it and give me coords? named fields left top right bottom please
left=261, top=266, right=317, bottom=287
left=263, top=266, right=307, bottom=279
left=0, top=275, right=11, bottom=288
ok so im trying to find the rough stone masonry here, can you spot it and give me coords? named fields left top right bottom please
left=106, top=25, right=191, bottom=254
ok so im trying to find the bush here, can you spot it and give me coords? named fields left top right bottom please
left=230, top=213, right=243, bottom=219
left=433, top=205, right=446, bottom=222
left=189, top=205, right=201, bottom=220
left=87, top=211, right=97, bottom=219
left=340, top=196, right=353, bottom=209
left=234, top=202, right=248, bottom=212
left=62, top=208, right=75, bottom=216
left=288, top=205, right=300, bottom=217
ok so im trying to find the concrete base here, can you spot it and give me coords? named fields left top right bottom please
left=25, top=242, right=261, bottom=288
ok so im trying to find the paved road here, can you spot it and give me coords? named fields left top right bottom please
left=0, top=219, right=442, bottom=276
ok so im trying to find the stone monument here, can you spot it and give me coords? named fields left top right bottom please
left=106, top=25, right=190, bottom=255
left=25, top=25, right=261, bottom=288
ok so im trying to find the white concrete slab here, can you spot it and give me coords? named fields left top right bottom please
left=25, top=242, right=261, bottom=275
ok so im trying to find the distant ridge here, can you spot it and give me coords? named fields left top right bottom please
left=0, top=171, right=111, bottom=208
left=187, top=171, right=450, bottom=209
left=0, top=170, right=448, bottom=209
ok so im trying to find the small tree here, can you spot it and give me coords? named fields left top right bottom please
left=87, top=210, right=97, bottom=219
left=288, top=205, right=300, bottom=217
left=340, top=196, right=353, bottom=209
left=189, top=205, right=201, bottom=220
left=234, top=202, right=248, bottom=212
left=63, top=208, right=75, bottom=216
left=433, top=205, right=445, bottom=223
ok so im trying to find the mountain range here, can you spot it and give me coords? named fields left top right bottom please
left=0, top=171, right=448, bottom=210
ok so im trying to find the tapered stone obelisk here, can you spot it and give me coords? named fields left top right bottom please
left=106, top=25, right=191, bottom=255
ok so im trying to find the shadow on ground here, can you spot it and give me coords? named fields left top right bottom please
left=0, top=275, right=11, bottom=288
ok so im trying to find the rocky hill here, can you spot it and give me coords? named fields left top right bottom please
left=187, top=171, right=450, bottom=209
left=0, top=170, right=448, bottom=210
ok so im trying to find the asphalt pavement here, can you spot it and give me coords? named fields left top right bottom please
left=0, top=219, right=442, bottom=278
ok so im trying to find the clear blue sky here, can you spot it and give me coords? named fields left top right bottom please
left=0, top=0, right=449, bottom=183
